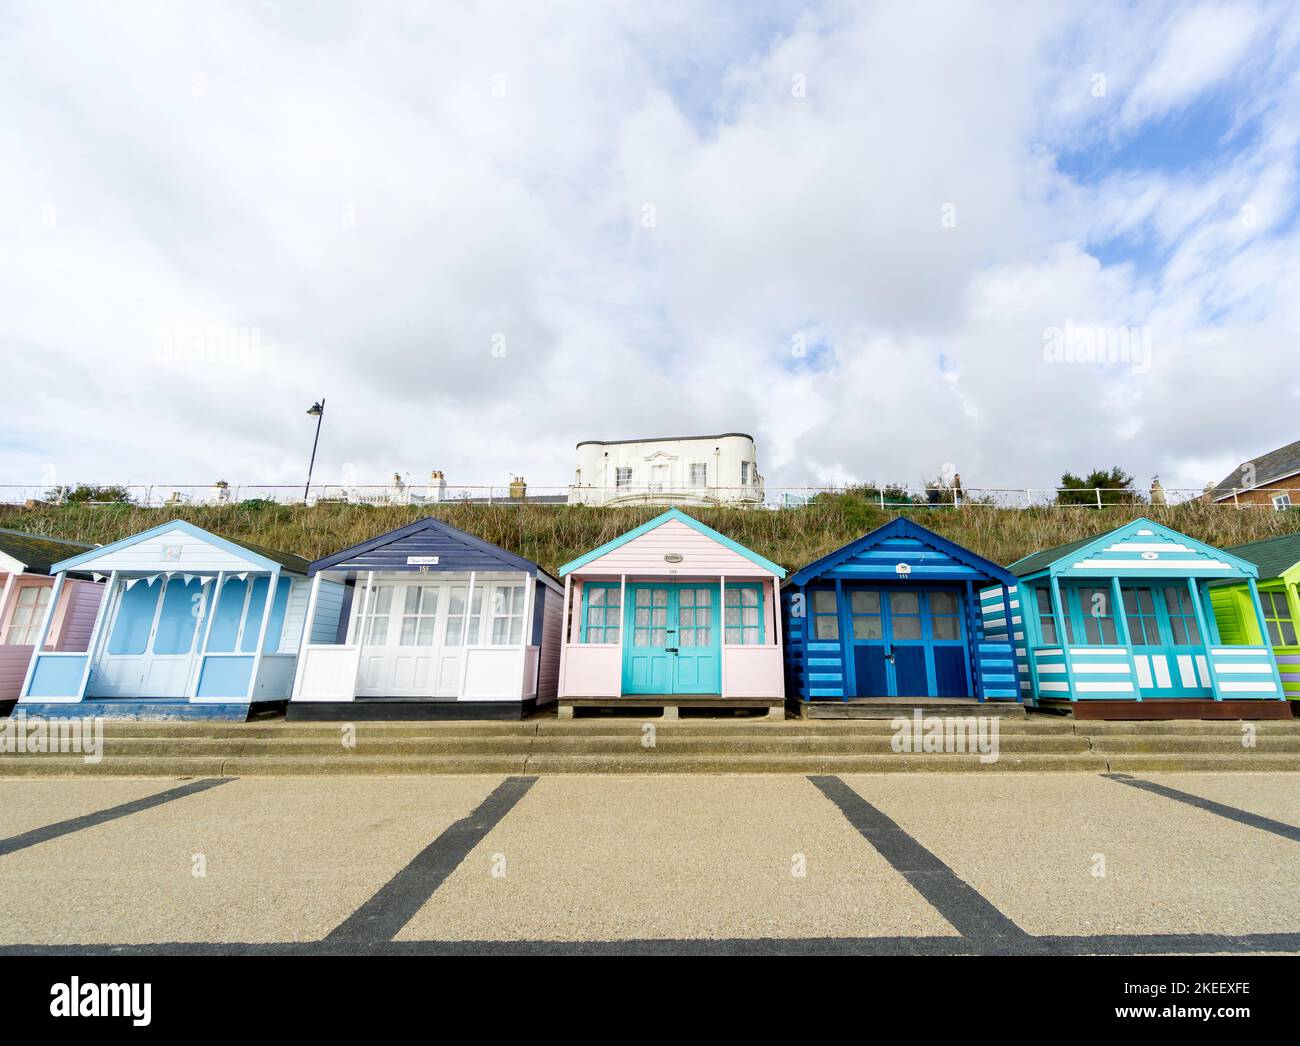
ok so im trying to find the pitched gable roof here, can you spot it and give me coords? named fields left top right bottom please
left=1007, top=517, right=1256, bottom=579
left=787, top=517, right=1017, bottom=587
left=308, top=516, right=561, bottom=589
left=558, top=508, right=785, bottom=577
left=50, top=520, right=309, bottom=575
left=0, top=528, right=96, bottom=576
left=1208, top=438, right=1300, bottom=500
left=1223, top=532, right=1300, bottom=580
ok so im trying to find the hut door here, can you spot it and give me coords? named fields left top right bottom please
left=94, top=577, right=207, bottom=698
left=623, top=584, right=721, bottom=694
left=355, top=582, right=447, bottom=698
left=1121, top=585, right=1210, bottom=697
left=848, top=587, right=969, bottom=698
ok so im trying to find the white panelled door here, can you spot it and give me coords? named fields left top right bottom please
left=352, top=580, right=482, bottom=698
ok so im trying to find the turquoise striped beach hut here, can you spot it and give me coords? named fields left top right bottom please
left=995, top=517, right=1286, bottom=714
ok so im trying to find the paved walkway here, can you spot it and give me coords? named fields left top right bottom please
left=0, top=773, right=1296, bottom=954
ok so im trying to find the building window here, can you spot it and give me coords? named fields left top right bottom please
left=928, top=590, right=962, bottom=641
left=444, top=585, right=483, bottom=646
left=1273, top=494, right=1292, bottom=510
left=1260, top=590, right=1298, bottom=645
left=1033, top=587, right=1058, bottom=644
left=489, top=584, right=526, bottom=645
left=689, top=462, right=708, bottom=486
left=725, top=585, right=763, bottom=644
left=4, top=585, right=51, bottom=646
left=812, top=589, right=839, bottom=640
left=740, top=461, right=751, bottom=486
left=1070, top=586, right=1118, bottom=644
left=356, top=584, right=394, bottom=645
left=582, top=583, right=622, bottom=643
left=615, top=467, right=632, bottom=488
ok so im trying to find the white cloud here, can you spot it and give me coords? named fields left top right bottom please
left=1, top=0, right=1299, bottom=504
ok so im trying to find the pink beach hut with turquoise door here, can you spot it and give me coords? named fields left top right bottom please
left=556, top=509, right=787, bottom=719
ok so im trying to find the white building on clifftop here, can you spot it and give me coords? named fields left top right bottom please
left=568, top=433, right=765, bottom=507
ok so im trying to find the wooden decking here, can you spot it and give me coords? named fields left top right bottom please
left=799, top=697, right=1027, bottom=720
left=1052, top=699, right=1295, bottom=721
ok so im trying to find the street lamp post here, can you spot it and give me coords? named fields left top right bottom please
left=304, top=398, right=325, bottom=504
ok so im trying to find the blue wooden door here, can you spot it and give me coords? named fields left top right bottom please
left=622, top=584, right=720, bottom=695
left=887, top=590, right=929, bottom=695
left=846, top=586, right=969, bottom=697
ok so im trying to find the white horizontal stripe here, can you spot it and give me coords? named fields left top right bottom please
left=1069, top=647, right=1126, bottom=655
left=1075, top=681, right=1136, bottom=692
left=1212, top=663, right=1272, bottom=674
left=1037, top=664, right=1066, bottom=673
left=1219, top=682, right=1281, bottom=693
left=1038, top=681, right=1070, bottom=692
left=1137, top=529, right=1155, bottom=536
left=1073, top=663, right=1133, bottom=674
left=1210, top=647, right=1267, bottom=657
left=1103, top=543, right=1194, bottom=552
left=1036, top=648, right=1063, bottom=656
left=1070, top=559, right=1233, bottom=570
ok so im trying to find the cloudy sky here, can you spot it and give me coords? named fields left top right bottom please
left=2, top=0, right=1298, bottom=498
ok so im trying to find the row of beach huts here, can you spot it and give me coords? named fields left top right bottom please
left=0, top=510, right=1296, bottom=722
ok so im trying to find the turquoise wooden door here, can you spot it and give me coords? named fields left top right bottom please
left=622, top=584, right=721, bottom=694
left=1121, top=584, right=1210, bottom=697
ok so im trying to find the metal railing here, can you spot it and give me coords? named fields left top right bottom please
left=1, top=483, right=1292, bottom=510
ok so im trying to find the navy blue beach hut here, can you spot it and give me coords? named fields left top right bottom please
left=288, top=517, right=563, bottom=720
left=782, top=518, right=1021, bottom=703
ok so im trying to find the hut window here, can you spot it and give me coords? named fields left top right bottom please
left=582, top=584, right=622, bottom=643
left=1033, top=587, right=1058, bottom=644
left=678, top=587, right=714, bottom=647
left=4, top=585, right=52, bottom=646
left=888, top=592, right=923, bottom=640
left=1260, top=591, right=1297, bottom=645
left=153, top=578, right=204, bottom=655
left=740, top=461, right=751, bottom=486
left=689, top=463, right=708, bottom=486
left=1273, top=494, right=1292, bottom=510
left=358, top=585, right=394, bottom=645
left=849, top=589, right=883, bottom=640
left=615, top=467, right=633, bottom=488
left=1121, top=588, right=1161, bottom=646
left=107, top=581, right=162, bottom=655
left=399, top=586, right=440, bottom=646
left=725, top=584, right=763, bottom=644
left=489, top=583, right=526, bottom=645
left=1161, top=586, right=1201, bottom=645
left=445, top=586, right=484, bottom=646
left=928, top=590, right=962, bottom=641
left=1072, top=586, right=1118, bottom=645
left=812, top=590, right=839, bottom=640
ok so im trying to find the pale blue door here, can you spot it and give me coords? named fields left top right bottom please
left=624, top=585, right=673, bottom=693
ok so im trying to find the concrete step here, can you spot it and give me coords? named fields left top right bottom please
left=1103, top=753, right=1300, bottom=772
left=1090, top=736, right=1300, bottom=753
left=0, top=734, right=1096, bottom=757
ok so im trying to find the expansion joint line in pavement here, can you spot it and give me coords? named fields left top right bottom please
left=0, top=778, right=232, bottom=857
left=1103, top=773, right=1300, bottom=842
left=326, top=775, right=538, bottom=945
left=808, top=775, right=1030, bottom=945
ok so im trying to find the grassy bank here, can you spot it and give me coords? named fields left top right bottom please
left=3, top=496, right=1299, bottom=575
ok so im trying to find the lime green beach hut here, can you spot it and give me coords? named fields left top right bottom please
left=1211, top=532, right=1300, bottom=705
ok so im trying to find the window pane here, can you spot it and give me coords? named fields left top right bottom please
left=892, top=616, right=922, bottom=640
left=238, top=577, right=271, bottom=653
left=850, top=590, right=880, bottom=614
left=1183, top=615, right=1200, bottom=645
left=813, top=590, right=837, bottom=614
left=814, top=615, right=839, bottom=640
left=890, top=592, right=919, bottom=615
left=107, top=582, right=161, bottom=655
left=1282, top=622, right=1298, bottom=646
left=155, top=578, right=203, bottom=655
left=1101, top=618, right=1118, bottom=644
left=852, top=616, right=883, bottom=640
left=932, top=617, right=959, bottom=640
left=929, top=592, right=957, bottom=615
